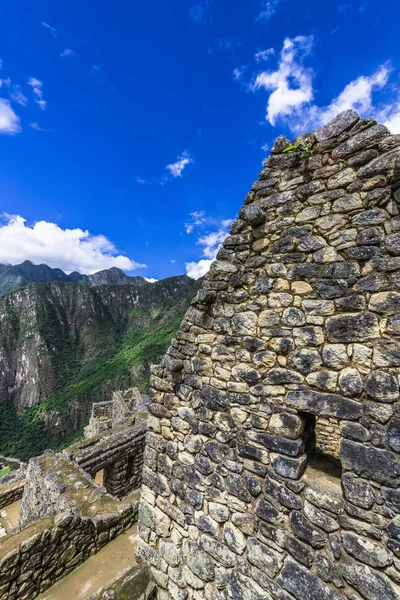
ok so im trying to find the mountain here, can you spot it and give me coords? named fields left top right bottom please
left=0, top=260, right=149, bottom=296
left=0, top=274, right=200, bottom=460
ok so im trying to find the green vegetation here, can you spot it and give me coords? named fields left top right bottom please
left=0, top=302, right=188, bottom=461
left=283, top=140, right=313, bottom=159
left=0, top=466, right=11, bottom=477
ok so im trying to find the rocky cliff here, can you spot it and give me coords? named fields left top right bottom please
left=0, top=275, right=200, bottom=459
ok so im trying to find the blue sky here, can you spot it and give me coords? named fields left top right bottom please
left=0, top=0, right=399, bottom=280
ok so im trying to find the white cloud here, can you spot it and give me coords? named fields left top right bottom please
left=185, top=218, right=233, bottom=279
left=248, top=35, right=398, bottom=134
left=60, top=49, right=76, bottom=59
left=29, top=122, right=50, bottom=132
left=253, top=35, right=314, bottom=126
left=0, top=214, right=146, bottom=274
left=186, top=258, right=214, bottom=279
left=171, top=259, right=176, bottom=263
left=10, top=88, right=28, bottom=107
left=166, top=151, right=194, bottom=177
left=185, top=210, right=206, bottom=233
left=383, top=109, right=400, bottom=134
left=0, top=99, right=21, bottom=134
left=257, top=0, right=284, bottom=22
left=255, top=48, right=275, bottom=62
left=314, top=65, right=390, bottom=128
left=27, top=77, right=47, bottom=110
left=40, top=21, right=58, bottom=37
left=144, top=277, right=158, bottom=283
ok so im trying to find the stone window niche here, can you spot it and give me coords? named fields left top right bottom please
left=300, top=412, right=342, bottom=480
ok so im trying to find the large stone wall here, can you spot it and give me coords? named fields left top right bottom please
left=137, top=110, right=400, bottom=600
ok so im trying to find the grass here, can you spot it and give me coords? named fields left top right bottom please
left=0, top=466, right=11, bottom=477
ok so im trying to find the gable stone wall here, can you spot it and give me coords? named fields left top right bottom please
left=137, top=110, right=400, bottom=600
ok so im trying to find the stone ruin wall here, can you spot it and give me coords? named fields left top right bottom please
left=0, top=451, right=140, bottom=600
left=0, top=414, right=147, bottom=600
left=71, top=419, right=146, bottom=498
left=137, top=110, right=400, bottom=600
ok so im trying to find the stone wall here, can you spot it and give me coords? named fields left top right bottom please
left=112, top=388, right=142, bottom=427
left=71, top=420, right=146, bottom=498
left=85, top=400, right=113, bottom=438
left=137, top=110, right=400, bottom=600
left=0, top=480, right=24, bottom=511
left=315, top=415, right=341, bottom=459
left=1, top=451, right=139, bottom=600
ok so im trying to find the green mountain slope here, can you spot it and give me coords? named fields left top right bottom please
left=0, top=275, right=200, bottom=460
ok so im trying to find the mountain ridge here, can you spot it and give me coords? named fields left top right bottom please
left=0, top=260, right=150, bottom=296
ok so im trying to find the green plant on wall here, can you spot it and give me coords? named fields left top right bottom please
left=283, top=140, right=313, bottom=159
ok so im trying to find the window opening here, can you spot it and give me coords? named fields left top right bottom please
left=300, top=412, right=342, bottom=479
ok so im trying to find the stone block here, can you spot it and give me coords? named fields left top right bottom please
left=340, top=561, right=400, bottom=600
left=246, top=537, right=283, bottom=577
left=286, top=390, right=363, bottom=420
left=278, top=559, right=343, bottom=600
left=340, top=439, right=400, bottom=486
left=325, top=312, right=380, bottom=343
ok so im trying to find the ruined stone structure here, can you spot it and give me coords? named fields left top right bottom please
left=0, top=393, right=148, bottom=600
left=0, top=451, right=140, bottom=600
left=138, top=111, right=400, bottom=600
left=71, top=419, right=146, bottom=498
left=84, top=387, right=143, bottom=439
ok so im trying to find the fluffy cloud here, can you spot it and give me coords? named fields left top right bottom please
left=60, top=49, right=76, bottom=59
left=248, top=35, right=400, bottom=134
left=185, top=218, right=233, bottom=279
left=0, top=214, right=146, bottom=275
left=312, top=65, right=389, bottom=128
left=0, top=99, right=21, bottom=134
left=186, top=258, right=214, bottom=279
left=253, top=35, right=314, bottom=126
left=27, top=78, right=46, bottom=110
left=166, top=151, right=194, bottom=177
left=144, top=277, right=158, bottom=283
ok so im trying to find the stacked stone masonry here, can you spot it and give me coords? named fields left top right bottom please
left=315, top=415, right=341, bottom=459
left=137, top=110, right=400, bottom=600
left=71, top=420, right=146, bottom=498
left=0, top=451, right=140, bottom=600
left=0, top=481, right=24, bottom=511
